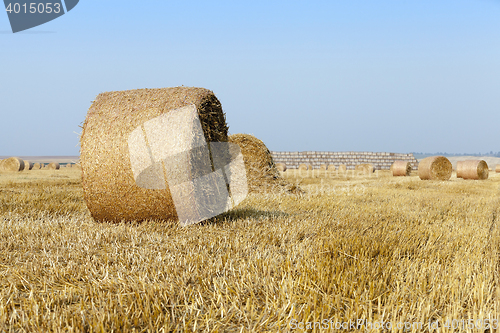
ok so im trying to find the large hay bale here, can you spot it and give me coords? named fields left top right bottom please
left=276, top=163, right=287, bottom=172
left=228, top=134, right=297, bottom=193
left=81, top=87, right=230, bottom=223
left=327, top=164, right=336, bottom=172
left=298, top=164, right=308, bottom=171
left=456, top=160, right=489, bottom=180
left=0, top=157, right=24, bottom=172
left=418, top=156, right=452, bottom=181
left=391, top=161, right=412, bottom=176
left=47, top=162, right=60, bottom=170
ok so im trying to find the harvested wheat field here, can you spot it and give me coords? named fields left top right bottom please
left=0, top=163, right=500, bottom=331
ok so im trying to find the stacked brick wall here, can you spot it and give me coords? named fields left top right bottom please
left=270, top=151, right=418, bottom=170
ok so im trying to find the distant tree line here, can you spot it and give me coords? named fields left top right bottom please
left=413, top=151, right=500, bottom=157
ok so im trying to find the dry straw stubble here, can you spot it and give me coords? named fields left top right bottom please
left=456, top=160, right=489, bottom=180
left=81, top=87, right=229, bottom=223
left=418, top=156, right=452, bottom=181
left=391, top=161, right=412, bottom=177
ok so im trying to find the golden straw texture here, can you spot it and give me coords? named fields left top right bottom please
left=81, top=87, right=229, bottom=223
left=456, top=160, right=489, bottom=180
left=418, top=156, right=452, bottom=181
left=391, top=161, right=412, bottom=177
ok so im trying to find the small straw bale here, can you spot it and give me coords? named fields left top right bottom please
left=391, top=161, right=412, bottom=176
left=81, top=87, right=230, bottom=223
left=308, top=164, right=313, bottom=170
left=47, top=162, right=60, bottom=170
left=275, top=163, right=287, bottom=172
left=355, top=164, right=374, bottom=175
left=418, top=156, right=452, bottom=181
left=298, top=164, right=308, bottom=171
left=327, top=164, right=336, bottom=172
left=496, top=164, right=500, bottom=173
left=456, top=160, right=488, bottom=180
left=22, top=160, right=33, bottom=171
left=319, top=164, right=327, bottom=171
left=229, top=134, right=298, bottom=194
left=32, top=163, right=41, bottom=170
left=338, top=164, right=347, bottom=173
left=0, top=157, right=24, bottom=172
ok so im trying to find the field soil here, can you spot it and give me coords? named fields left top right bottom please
left=0, top=166, right=499, bottom=331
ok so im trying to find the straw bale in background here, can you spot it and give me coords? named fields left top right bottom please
left=418, top=156, right=452, bottom=180
left=47, top=162, right=60, bottom=170
left=391, top=161, right=412, bottom=176
left=456, top=160, right=488, bottom=180
left=275, top=163, right=287, bottom=172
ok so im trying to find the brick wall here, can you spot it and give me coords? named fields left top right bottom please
left=270, top=151, right=418, bottom=170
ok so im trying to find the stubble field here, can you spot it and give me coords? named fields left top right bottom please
left=0, top=167, right=499, bottom=332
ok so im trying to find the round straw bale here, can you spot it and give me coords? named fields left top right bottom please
left=391, top=161, right=412, bottom=176
left=327, top=164, right=336, bottom=172
left=418, top=156, right=452, bottom=181
left=496, top=164, right=500, bottom=173
left=355, top=164, right=374, bottom=175
left=298, top=164, right=308, bottom=171
left=275, top=163, right=287, bottom=172
left=228, top=134, right=297, bottom=193
left=456, top=161, right=464, bottom=178
left=338, top=164, right=347, bottom=173
left=319, top=164, right=327, bottom=171
left=22, top=160, right=33, bottom=171
left=456, top=160, right=488, bottom=180
left=0, top=157, right=24, bottom=172
left=32, top=163, right=41, bottom=170
left=47, top=162, right=60, bottom=170
left=81, top=87, right=230, bottom=223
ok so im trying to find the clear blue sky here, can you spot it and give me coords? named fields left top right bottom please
left=1, top=0, right=499, bottom=156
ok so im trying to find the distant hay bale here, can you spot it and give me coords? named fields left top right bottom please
left=298, top=164, right=308, bottom=171
left=327, top=164, right=336, bottom=172
left=355, top=164, right=374, bottom=175
left=32, top=163, right=41, bottom=170
left=22, top=160, right=33, bottom=171
left=319, top=164, right=327, bottom=171
left=456, top=160, right=488, bottom=180
left=47, top=162, right=60, bottom=170
left=496, top=165, right=500, bottom=173
left=229, top=134, right=298, bottom=194
left=418, top=156, right=452, bottom=181
left=275, top=163, right=287, bottom=172
left=308, top=164, right=313, bottom=170
left=338, top=164, right=347, bottom=173
left=81, top=87, right=229, bottom=223
left=391, top=161, right=412, bottom=176
left=0, top=157, right=24, bottom=172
